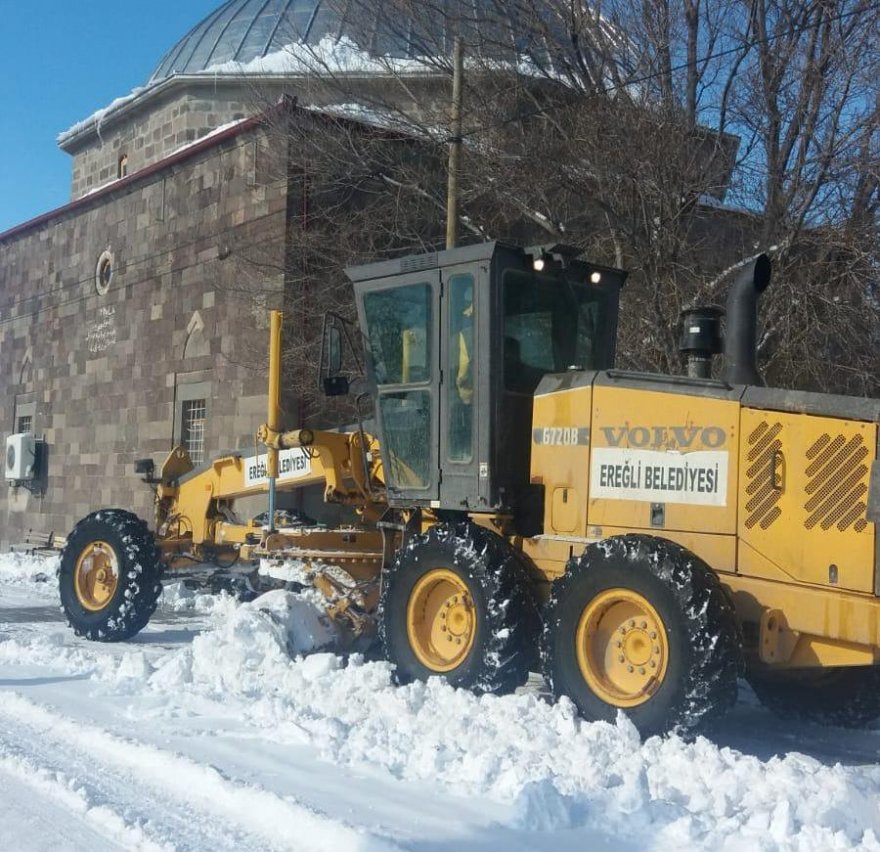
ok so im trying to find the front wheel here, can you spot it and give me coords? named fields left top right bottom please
left=542, top=535, right=741, bottom=737
left=380, top=523, right=538, bottom=694
left=59, top=510, right=164, bottom=641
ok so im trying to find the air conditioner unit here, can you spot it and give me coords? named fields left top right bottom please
left=6, top=432, right=36, bottom=481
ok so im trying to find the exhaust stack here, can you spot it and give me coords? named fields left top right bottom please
left=722, top=255, right=772, bottom=386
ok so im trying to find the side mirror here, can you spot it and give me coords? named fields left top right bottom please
left=320, top=312, right=362, bottom=397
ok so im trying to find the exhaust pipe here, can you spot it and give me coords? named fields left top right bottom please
left=722, top=254, right=772, bottom=386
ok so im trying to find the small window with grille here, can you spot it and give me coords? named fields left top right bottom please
left=181, top=399, right=206, bottom=465
left=16, top=415, right=32, bottom=434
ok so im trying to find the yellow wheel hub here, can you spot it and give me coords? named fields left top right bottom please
left=576, top=588, right=669, bottom=708
left=406, top=569, right=476, bottom=672
left=74, top=541, right=119, bottom=612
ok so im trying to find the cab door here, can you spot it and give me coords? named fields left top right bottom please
left=358, top=270, right=441, bottom=503
left=439, top=265, right=484, bottom=509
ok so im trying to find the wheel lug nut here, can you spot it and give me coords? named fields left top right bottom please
left=619, top=627, right=626, bottom=635
left=616, top=641, right=622, bottom=648
left=640, top=621, right=647, bottom=629
left=441, top=625, right=447, bottom=631
left=654, top=646, right=660, bottom=653
left=627, top=665, right=634, bottom=673
left=629, top=620, right=635, bottom=628
left=447, top=635, right=453, bottom=642
left=456, top=638, right=462, bottom=645
left=639, top=667, right=645, bottom=675
left=650, top=661, right=656, bottom=668
left=618, top=655, right=625, bottom=663
left=650, top=631, right=657, bottom=639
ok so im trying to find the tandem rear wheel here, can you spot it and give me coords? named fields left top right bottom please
left=380, top=522, right=539, bottom=694
left=59, top=510, right=164, bottom=642
left=747, top=666, right=880, bottom=727
left=542, top=535, right=742, bottom=737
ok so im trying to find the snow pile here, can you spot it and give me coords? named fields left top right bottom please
left=157, top=581, right=219, bottom=615
left=222, top=589, right=339, bottom=656
left=198, top=33, right=585, bottom=85
left=0, top=552, right=57, bottom=586
left=140, top=600, right=880, bottom=849
left=0, top=628, right=106, bottom=676
left=151, top=591, right=338, bottom=695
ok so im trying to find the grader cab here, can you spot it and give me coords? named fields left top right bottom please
left=346, top=242, right=624, bottom=517
left=58, top=241, right=880, bottom=737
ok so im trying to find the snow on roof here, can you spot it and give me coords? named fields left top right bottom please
left=201, top=34, right=439, bottom=78
left=56, top=36, right=437, bottom=146
left=57, top=33, right=571, bottom=147
left=58, top=87, right=147, bottom=145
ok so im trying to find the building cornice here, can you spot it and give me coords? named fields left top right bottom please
left=56, top=70, right=439, bottom=152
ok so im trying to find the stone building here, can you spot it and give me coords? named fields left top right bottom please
left=0, top=0, right=494, bottom=548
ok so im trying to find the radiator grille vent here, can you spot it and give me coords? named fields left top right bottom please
left=745, top=421, right=783, bottom=529
left=804, top=433, right=869, bottom=532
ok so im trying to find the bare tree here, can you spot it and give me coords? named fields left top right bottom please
left=230, top=0, right=880, bottom=402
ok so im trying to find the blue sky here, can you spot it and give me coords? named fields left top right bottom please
left=0, top=1, right=220, bottom=233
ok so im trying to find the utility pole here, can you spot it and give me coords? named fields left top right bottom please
left=446, top=36, right=464, bottom=251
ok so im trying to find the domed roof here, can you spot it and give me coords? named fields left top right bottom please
left=149, top=0, right=564, bottom=84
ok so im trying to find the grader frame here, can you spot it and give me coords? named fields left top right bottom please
left=59, top=241, right=880, bottom=735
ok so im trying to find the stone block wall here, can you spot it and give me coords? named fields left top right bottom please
left=0, top=123, right=289, bottom=549
left=60, top=74, right=450, bottom=203
left=63, top=81, right=287, bottom=201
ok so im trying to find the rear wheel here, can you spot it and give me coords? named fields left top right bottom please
left=380, top=522, right=538, bottom=694
left=543, top=535, right=740, bottom=737
left=59, top=510, right=163, bottom=641
left=747, top=666, right=880, bottom=727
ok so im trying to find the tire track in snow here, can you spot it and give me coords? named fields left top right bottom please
left=0, top=691, right=396, bottom=852
left=0, top=756, right=145, bottom=851
left=0, top=740, right=178, bottom=851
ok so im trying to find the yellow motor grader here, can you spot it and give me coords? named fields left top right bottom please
left=60, top=241, right=880, bottom=736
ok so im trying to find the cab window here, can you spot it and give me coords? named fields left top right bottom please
left=503, top=269, right=610, bottom=394
left=363, top=283, right=431, bottom=385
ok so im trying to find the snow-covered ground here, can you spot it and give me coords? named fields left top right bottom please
left=2, top=553, right=880, bottom=851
